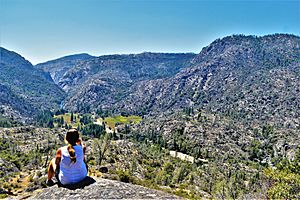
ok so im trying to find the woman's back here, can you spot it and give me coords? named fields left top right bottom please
left=58, top=145, right=87, bottom=185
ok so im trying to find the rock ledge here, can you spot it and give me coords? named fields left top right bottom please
left=29, top=177, right=180, bottom=199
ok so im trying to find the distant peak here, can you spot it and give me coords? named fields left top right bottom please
left=52, top=53, right=94, bottom=60
left=36, top=53, right=95, bottom=66
left=63, top=53, right=93, bottom=58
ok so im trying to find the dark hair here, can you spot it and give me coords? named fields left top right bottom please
left=66, top=128, right=79, bottom=163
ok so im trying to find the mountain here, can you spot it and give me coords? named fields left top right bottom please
left=0, top=47, right=66, bottom=122
left=5, top=34, right=298, bottom=124
left=35, top=53, right=94, bottom=84
left=114, top=34, right=300, bottom=124
left=62, top=33, right=298, bottom=166
left=121, top=34, right=300, bottom=170
left=56, top=52, right=195, bottom=112
left=43, top=34, right=299, bottom=124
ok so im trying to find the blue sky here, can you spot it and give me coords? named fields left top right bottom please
left=1, top=0, right=299, bottom=64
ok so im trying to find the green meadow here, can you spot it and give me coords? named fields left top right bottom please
left=54, top=113, right=142, bottom=130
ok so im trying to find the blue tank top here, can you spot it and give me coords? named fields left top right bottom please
left=58, top=145, right=87, bottom=185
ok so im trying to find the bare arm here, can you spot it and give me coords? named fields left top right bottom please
left=55, top=148, right=62, bottom=166
left=83, top=144, right=86, bottom=155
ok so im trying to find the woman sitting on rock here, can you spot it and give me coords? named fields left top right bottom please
left=47, top=128, right=88, bottom=186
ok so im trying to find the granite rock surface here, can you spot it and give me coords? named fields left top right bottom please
left=30, top=177, right=181, bottom=199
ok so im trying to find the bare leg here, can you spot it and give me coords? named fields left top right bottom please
left=47, top=158, right=56, bottom=181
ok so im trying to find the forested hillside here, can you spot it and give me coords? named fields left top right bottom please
left=53, top=53, right=195, bottom=112
left=0, top=48, right=65, bottom=123
left=115, top=34, right=300, bottom=123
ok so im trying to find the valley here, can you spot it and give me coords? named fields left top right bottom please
left=0, top=33, right=299, bottom=199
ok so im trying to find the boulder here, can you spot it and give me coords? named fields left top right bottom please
left=99, top=166, right=109, bottom=173
left=30, top=177, right=181, bottom=199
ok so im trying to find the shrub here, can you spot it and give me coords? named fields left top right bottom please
left=117, top=170, right=131, bottom=183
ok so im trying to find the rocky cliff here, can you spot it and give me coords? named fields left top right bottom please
left=35, top=53, right=95, bottom=84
